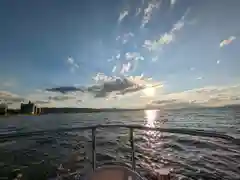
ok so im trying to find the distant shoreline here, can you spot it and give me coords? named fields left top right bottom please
left=1, top=107, right=146, bottom=116
left=1, top=104, right=239, bottom=116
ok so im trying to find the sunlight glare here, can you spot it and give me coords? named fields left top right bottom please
left=142, top=86, right=155, bottom=97
left=144, top=109, right=158, bottom=128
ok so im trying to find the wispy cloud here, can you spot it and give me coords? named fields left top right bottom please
left=118, top=10, right=128, bottom=23
left=92, top=72, right=114, bottom=83
left=1, top=78, right=18, bottom=88
left=26, top=90, right=83, bottom=107
left=48, top=95, right=76, bottom=101
left=0, top=91, right=24, bottom=103
left=135, top=7, right=142, bottom=16
left=220, top=36, right=236, bottom=48
left=152, top=84, right=240, bottom=108
left=142, top=8, right=189, bottom=52
left=141, top=0, right=161, bottom=28
left=119, top=52, right=144, bottom=74
left=170, top=0, right=177, bottom=8
left=196, top=76, right=203, bottom=80
left=112, top=65, right=117, bottom=73
left=116, top=32, right=134, bottom=44
left=67, top=56, right=79, bottom=73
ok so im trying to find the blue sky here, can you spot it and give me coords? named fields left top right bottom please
left=0, top=0, right=240, bottom=108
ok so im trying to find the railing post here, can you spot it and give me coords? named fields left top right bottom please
left=129, top=128, right=136, bottom=171
left=92, top=128, right=96, bottom=170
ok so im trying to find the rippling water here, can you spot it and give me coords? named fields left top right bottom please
left=0, top=108, right=240, bottom=180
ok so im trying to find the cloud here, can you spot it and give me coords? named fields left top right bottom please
left=135, top=7, right=142, bottom=16
left=45, top=86, right=84, bottom=94
left=116, top=32, right=134, bottom=44
left=220, top=36, right=236, bottom=48
left=125, top=52, right=144, bottom=61
left=119, top=52, right=144, bottom=74
left=112, top=65, right=117, bottom=73
left=190, top=67, right=195, bottom=71
left=107, top=52, right=121, bottom=62
left=87, top=75, right=163, bottom=98
left=1, top=78, right=18, bottom=88
left=2, top=81, right=240, bottom=109
left=151, top=84, right=240, bottom=108
left=170, top=0, right=177, bottom=8
left=0, top=91, right=25, bottom=103
left=2, top=81, right=16, bottom=88
left=142, top=8, right=189, bottom=52
left=25, top=90, right=83, bottom=107
left=42, top=74, right=161, bottom=101
left=118, top=10, right=128, bottom=23
left=48, top=95, right=76, bottom=101
left=152, top=56, right=159, bottom=62
left=92, top=72, right=115, bottom=83
left=67, top=56, right=79, bottom=73
left=141, top=0, right=161, bottom=28
left=87, top=77, right=135, bottom=97
left=34, top=100, right=50, bottom=105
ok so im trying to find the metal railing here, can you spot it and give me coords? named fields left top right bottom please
left=0, top=124, right=237, bottom=170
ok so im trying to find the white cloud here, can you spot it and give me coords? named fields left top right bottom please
left=108, top=52, right=144, bottom=75
left=67, top=57, right=74, bottom=64
left=118, top=10, right=128, bottom=23
left=116, top=53, right=121, bottom=59
left=120, top=62, right=131, bottom=74
left=125, top=52, right=144, bottom=61
left=0, top=91, right=25, bottom=108
left=118, top=52, right=144, bottom=75
left=0, top=91, right=24, bottom=102
left=153, top=84, right=240, bottom=108
left=152, top=56, right=158, bottom=62
left=141, top=0, right=161, bottom=28
left=135, top=8, right=142, bottom=16
left=67, top=56, right=80, bottom=73
left=170, top=0, right=177, bottom=8
left=142, top=8, right=189, bottom=52
left=92, top=72, right=114, bottom=83
left=112, top=65, right=117, bottom=73
left=116, top=32, right=134, bottom=44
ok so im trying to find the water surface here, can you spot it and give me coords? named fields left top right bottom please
left=0, top=108, right=240, bottom=180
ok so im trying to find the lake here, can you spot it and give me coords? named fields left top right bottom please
left=0, top=108, right=240, bottom=180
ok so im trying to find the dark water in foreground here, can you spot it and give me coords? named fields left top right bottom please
left=0, top=109, right=240, bottom=180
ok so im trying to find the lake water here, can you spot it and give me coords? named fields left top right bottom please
left=0, top=108, right=240, bottom=180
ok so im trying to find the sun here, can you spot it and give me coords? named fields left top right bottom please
left=142, top=86, right=155, bottom=97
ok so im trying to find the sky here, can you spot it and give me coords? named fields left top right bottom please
left=0, top=0, right=240, bottom=109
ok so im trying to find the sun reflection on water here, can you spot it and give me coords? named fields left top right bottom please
left=144, top=109, right=158, bottom=128
left=144, top=109, right=160, bottom=139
